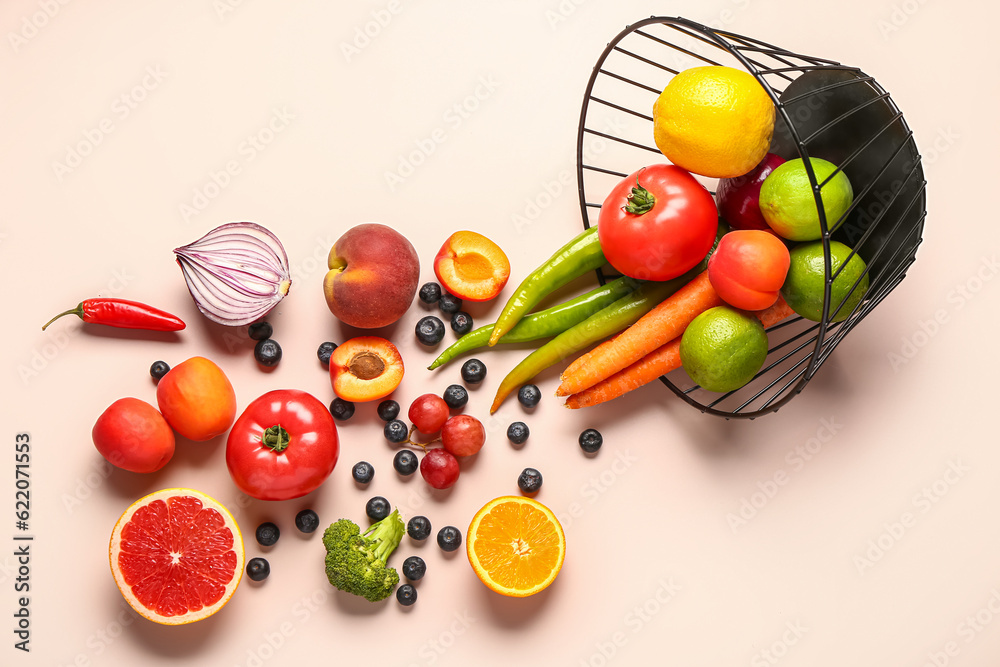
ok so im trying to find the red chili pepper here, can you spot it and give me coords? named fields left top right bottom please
left=41, top=299, right=186, bottom=332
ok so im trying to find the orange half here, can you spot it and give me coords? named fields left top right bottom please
left=109, top=488, right=244, bottom=625
left=467, top=496, right=565, bottom=597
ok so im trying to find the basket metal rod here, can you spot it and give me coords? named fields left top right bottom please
left=801, top=93, right=895, bottom=151
left=595, top=68, right=662, bottom=94
left=581, top=163, right=629, bottom=178
left=582, top=127, right=661, bottom=154
left=612, top=45, right=680, bottom=75
left=588, top=96, right=653, bottom=122
left=779, top=76, right=875, bottom=107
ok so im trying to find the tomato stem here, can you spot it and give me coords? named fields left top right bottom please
left=622, top=175, right=656, bottom=215
left=262, top=425, right=292, bottom=453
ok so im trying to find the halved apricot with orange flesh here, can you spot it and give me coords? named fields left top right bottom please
left=330, top=337, right=404, bottom=402
left=434, top=231, right=511, bottom=302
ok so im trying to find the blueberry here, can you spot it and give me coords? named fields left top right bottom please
left=248, top=321, right=273, bottom=341
left=438, top=292, right=462, bottom=315
left=149, top=360, right=170, bottom=381
left=329, top=398, right=355, bottom=421
left=402, top=555, right=426, bottom=581
left=579, top=428, right=603, bottom=453
left=407, top=515, right=432, bottom=541
left=419, top=282, right=442, bottom=305
left=450, top=311, right=473, bottom=335
left=255, top=522, right=280, bottom=547
left=461, top=359, right=487, bottom=384
left=518, top=384, right=541, bottom=408
left=316, top=341, right=337, bottom=365
left=377, top=399, right=401, bottom=422
left=246, top=557, right=270, bottom=582
left=437, top=526, right=462, bottom=552
left=442, top=384, right=468, bottom=409
left=294, top=509, right=319, bottom=534
left=396, top=583, right=417, bottom=606
left=366, top=496, right=391, bottom=522
left=415, top=316, right=446, bottom=346
left=518, top=467, right=543, bottom=494
left=507, top=421, right=529, bottom=445
left=384, top=419, right=409, bottom=444
left=352, top=461, right=375, bottom=484
left=393, top=450, right=419, bottom=476
left=254, top=338, right=282, bottom=367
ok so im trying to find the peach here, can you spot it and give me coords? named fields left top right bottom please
left=330, top=336, right=404, bottom=402
left=433, top=231, right=510, bottom=302
left=323, top=223, right=420, bottom=328
left=707, top=230, right=791, bottom=311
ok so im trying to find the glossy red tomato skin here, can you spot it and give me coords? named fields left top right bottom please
left=598, top=165, right=718, bottom=281
left=92, top=398, right=175, bottom=473
left=226, top=390, right=339, bottom=501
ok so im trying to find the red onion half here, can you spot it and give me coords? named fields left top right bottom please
left=174, top=222, right=292, bottom=326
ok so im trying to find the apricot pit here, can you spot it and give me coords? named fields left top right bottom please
left=330, top=337, right=404, bottom=402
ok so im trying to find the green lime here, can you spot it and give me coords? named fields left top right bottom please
left=781, top=240, right=869, bottom=322
left=679, top=306, right=769, bottom=393
left=759, top=157, right=853, bottom=241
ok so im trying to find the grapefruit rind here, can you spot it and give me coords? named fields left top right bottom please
left=466, top=496, right=565, bottom=598
left=109, top=487, right=244, bottom=625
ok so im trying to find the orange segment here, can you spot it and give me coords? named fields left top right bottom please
left=109, top=488, right=244, bottom=625
left=467, top=496, right=565, bottom=597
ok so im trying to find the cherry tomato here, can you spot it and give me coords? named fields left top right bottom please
left=598, top=164, right=718, bottom=281
left=92, top=398, right=175, bottom=473
left=226, top=389, right=339, bottom=501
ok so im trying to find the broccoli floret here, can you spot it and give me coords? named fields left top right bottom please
left=323, top=509, right=405, bottom=602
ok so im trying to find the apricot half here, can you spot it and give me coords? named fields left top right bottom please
left=330, top=337, right=404, bottom=402
left=433, top=231, right=510, bottom=302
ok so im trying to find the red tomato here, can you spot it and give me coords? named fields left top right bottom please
left=92, top=398, right=175, bottom=473
left=226, top=390, right=339, bottom=501
left=598, top=165, right=718, bottom=281
left=707, top=230, right=791, bottom=311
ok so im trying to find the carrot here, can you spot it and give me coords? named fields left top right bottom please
left=564, top=297, right=795, bottom=409
left=555, top=270, right=721, bottom=398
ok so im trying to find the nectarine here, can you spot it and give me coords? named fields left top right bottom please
left=433, top=231, right=510, bottom=302
left=330, top=337, right=404, bottom=402
left=323, top=223, right=420, bottom=328
left=707, top=230, right=790, bottom=311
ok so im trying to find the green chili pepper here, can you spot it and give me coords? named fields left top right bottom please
left=428, top=277, right=639, bottom=370
left=488, top=225, right=605, bottom=346
left=489, top=276, right=689, bottom=413
left=488, top=219, right=728, bottom=413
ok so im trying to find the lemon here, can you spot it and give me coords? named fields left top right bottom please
left=652, top=66, right=775, bottom=179
left=679, top=306, right=769, bottom=393
left=780, top=240, right=869, bottom=322
left=759, top=158, right=854, bottom=241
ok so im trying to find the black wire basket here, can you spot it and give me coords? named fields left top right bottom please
left=576, top=16, right=926, bottom=418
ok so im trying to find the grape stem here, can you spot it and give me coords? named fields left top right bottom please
left=398, top=424, right=442, bottom=450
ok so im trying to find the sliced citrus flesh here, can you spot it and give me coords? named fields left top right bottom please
left=109, top=488, right=244, bottom=625
left=467, top=496, right=565, bottom=597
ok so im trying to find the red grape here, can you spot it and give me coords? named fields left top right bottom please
left=420, top=449, right=460, bottom=489
left=441, top=415, right=485, bottom=457
left=408, top=394, right=449, bottom=434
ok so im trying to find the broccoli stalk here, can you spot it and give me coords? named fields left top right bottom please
left=323, top=509, right=405, bottom=602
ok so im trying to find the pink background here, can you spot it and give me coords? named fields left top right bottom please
left=1, top=1, right=996, bottom=665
